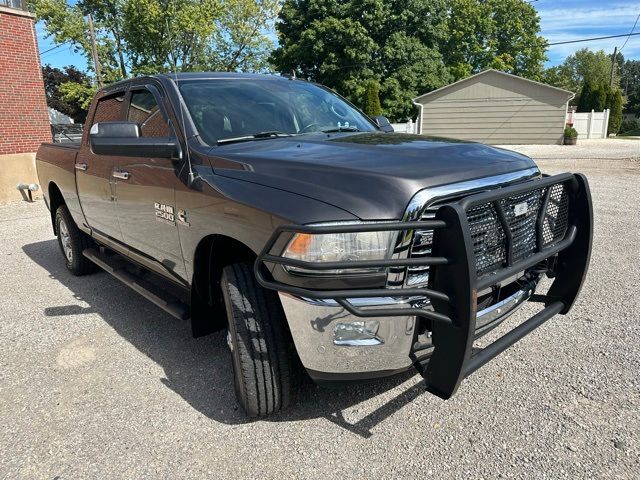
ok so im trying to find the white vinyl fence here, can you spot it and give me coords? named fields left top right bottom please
left=391, top=119, right=418, bottom=134
left=48, top=107, right=74, bottom=125
left=570, top=109, right=610, bottom=139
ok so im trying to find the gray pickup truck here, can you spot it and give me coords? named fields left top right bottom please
left=36, top=73, right=593, bottom=417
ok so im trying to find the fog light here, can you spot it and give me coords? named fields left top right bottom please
left=333, top=320, right=383, bottom=346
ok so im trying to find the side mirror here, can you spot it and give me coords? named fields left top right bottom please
left=372, top=115, right=394, bottom=133
left=89, top=121, right=179, bottom=159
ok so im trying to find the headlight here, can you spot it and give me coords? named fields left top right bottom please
left=282, top=222, right=395, bottom=275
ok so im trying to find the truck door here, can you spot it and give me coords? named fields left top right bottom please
left=76, top=91, right=126, bottom=243
left=114, top=85, right=187, bottom=281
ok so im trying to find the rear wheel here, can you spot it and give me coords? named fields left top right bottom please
left=55, top=205, right=96, bottom=276
left=220, top=262, right=292, bottom=417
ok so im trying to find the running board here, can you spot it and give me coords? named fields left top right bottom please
left=83, top=248, right=190, bottom=321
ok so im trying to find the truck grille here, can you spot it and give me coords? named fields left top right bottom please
left=403, top=183, right=570, bottom=286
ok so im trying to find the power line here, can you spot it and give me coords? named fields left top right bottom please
left=548, top=32, right=640, bottom=46
left=41, top=50, right=64, bottom=60
left=619, top=12, right=640, bottom=52
left=40, top=47, right=72, bottom=61
left=39, top=41, right=70, bottom=56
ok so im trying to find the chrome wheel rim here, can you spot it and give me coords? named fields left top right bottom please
left=59, top=218, right=73, bottom=263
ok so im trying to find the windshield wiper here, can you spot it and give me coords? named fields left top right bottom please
left=320, top=126, right=362, bottom=133
left=217, top=131, right=295, bottom=145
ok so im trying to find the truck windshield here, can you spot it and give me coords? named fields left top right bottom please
left=177, top=78, right=377, bottom=145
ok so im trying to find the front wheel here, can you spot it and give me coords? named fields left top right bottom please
left=220, top=262, right=293, bottom=417
left=55, top=205, right=97, bottom=276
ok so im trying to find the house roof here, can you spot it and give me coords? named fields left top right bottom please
left=413, top=69, right=575, bottom=103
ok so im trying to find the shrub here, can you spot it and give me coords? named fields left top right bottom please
left=564, top=126, right=578, bottom=138
left=608, top=90, right=623, bottom=135
left=619, top=118, right=640, bottom=136
left=363, top=81, right=383, bottom=117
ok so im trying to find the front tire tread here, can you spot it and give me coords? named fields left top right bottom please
left=222, top=262, right=291, bottom=417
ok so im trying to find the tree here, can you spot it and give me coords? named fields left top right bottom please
left=272, top=12, right=377, bottom=107
left=31, top=0, right=278, bottom=80
left=441, top=0, right=491, bottom=80
left=271, top=0, right=451, bottom=121
left=544, top=48, right=620, bottom=96
left=442, top=0, right=547, bottom=81
left=608, top=89, right=623, bottom=135
left=120, top=0, right=219, bottom=74
left=363, top=81, right=382, bottom=117
left=58, top=81, right=97, bottom=115
left=210, top=0, right=280, bottom=72
left=577, top=80, right=614, bottom=112
left=620, top=59, right=640, bottom=116
left=42, top=65, right=93, bottom=122
left=272, top=0, right=548, bottom=119
left=30, top=0, right=124, bottom=82
left=79, top=0, right=128, bottom=78
left=378, top=31, right=450, bottom=120
left=577, top=80, right=594, bottom=112
left=593, top=83, right=608, bottom=111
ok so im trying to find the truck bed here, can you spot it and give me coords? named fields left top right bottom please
left=36, top=142, right=82, bottom=224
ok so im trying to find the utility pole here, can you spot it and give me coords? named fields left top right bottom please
left=609, top=46, right=617, bottom=88
left=87, top=14, right=103, bottom=88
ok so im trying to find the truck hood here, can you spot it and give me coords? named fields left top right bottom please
left=207, top=132, right=538, bottom=220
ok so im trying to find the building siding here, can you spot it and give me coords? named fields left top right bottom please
left=416, top=70, right=572, bottom=145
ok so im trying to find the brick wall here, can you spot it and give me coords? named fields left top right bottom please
left=0, top=7, right=52, bottom=155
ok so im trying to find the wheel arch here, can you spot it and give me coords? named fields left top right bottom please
left=190, top=233, right=269, bottom=337
left=48, top=182, right=65, bottom=235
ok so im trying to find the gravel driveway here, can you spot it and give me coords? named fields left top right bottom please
left=1, top=153, right=639, bottom=479
left=497, top=138, right=639, bottom=160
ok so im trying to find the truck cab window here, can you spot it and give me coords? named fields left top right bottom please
left=128, top=89, right=170, bottom=138
left=178, top=79, right=377, bottom=145
left=93, top=93, right=125, bottom=123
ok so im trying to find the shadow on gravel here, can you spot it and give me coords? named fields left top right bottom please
left=24, top=239, right=425, bottom=438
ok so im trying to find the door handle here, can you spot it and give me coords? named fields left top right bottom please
left=112, top=171, right=130, bottom=180
left=75, top=163, right=88, bottom=171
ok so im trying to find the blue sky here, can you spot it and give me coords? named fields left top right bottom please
left=37, top=0, right=640, bottom=72
left=538, top=0, right=640, bottom=65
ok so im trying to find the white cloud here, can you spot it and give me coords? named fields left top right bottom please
left=538, top=2, right=640, bottom=65
left=540, top=5, right=639, bottom=32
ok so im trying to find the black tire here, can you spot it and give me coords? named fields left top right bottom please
left=221, top=262, right=292, bottom=417
left=55, top=205, right=97, bottom=276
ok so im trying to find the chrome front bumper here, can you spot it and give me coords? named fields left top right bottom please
left=279, top=283, right=535, bottom=380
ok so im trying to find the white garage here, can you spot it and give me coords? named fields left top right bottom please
left=413, top=69, right=574, bottom=145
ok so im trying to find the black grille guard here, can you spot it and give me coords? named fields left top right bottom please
left=254, top=172, right=593, bottom=398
